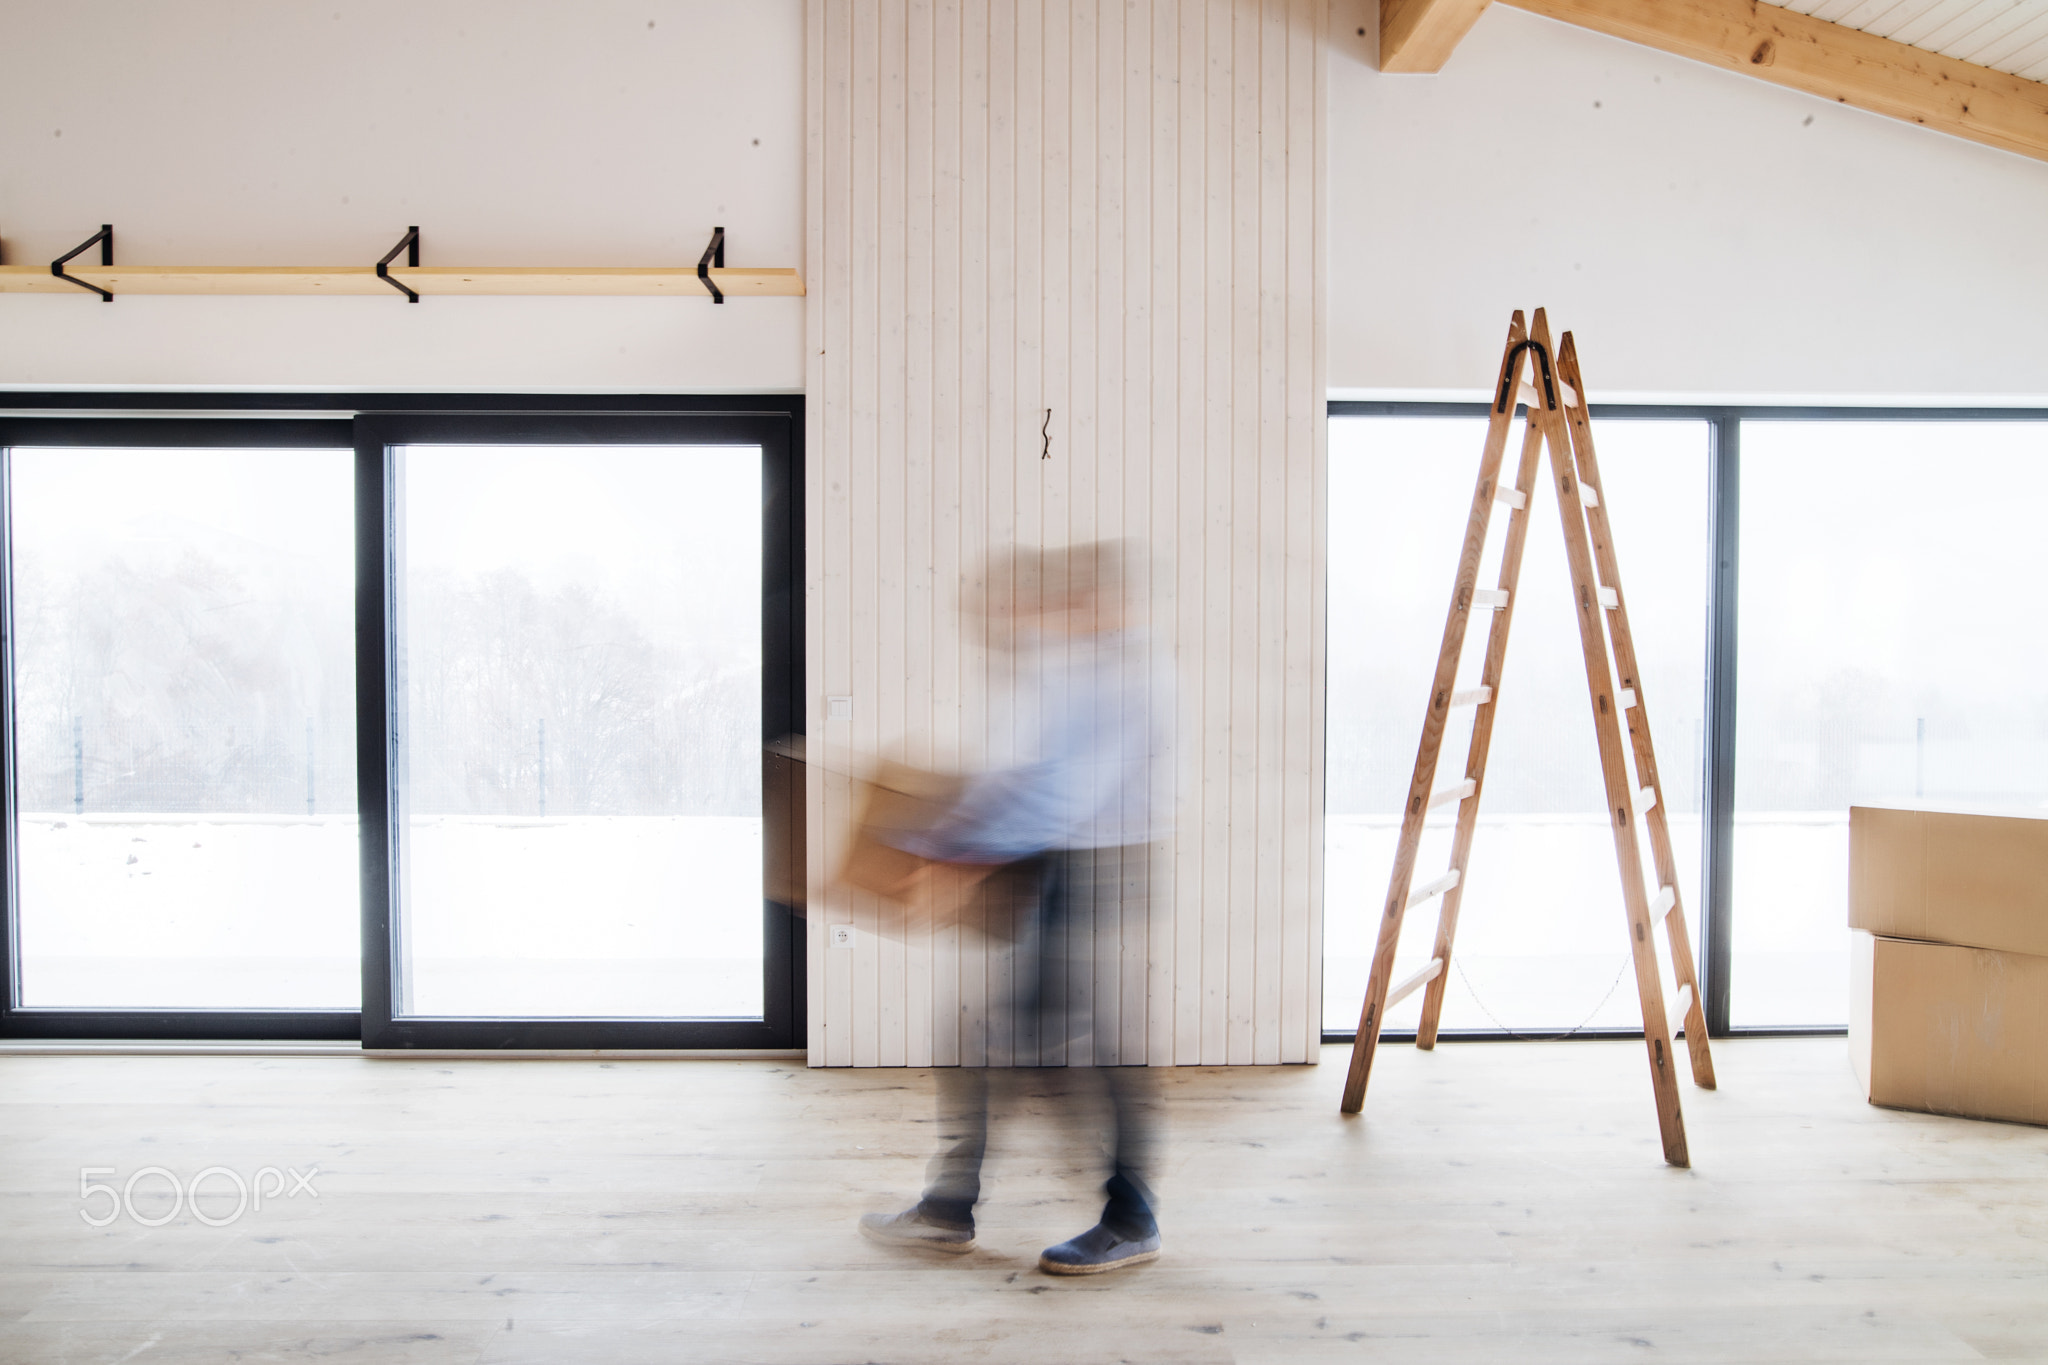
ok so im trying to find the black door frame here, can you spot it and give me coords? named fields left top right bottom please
left=355, top=408, right=803, bottom=1049
left=0, top=394, right=805, bottom=1047
left=0, top=414, right=358, bottom=1040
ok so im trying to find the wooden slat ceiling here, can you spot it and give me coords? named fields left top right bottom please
left=1776, top=0, right=2048, bottom=81
left=1431, top=0, right=2048, bottom=163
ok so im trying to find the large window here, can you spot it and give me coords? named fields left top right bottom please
left=1732, top=420, right=2048, bottom=1026
left=7, top=442, right=357, bottom=1015
left=1326, top=415, right=1708, bottom=1036
left=1328, top=405, right=2048, bottom=1035
left=0, top=400, right=802, bottom=1048
left=392, top=442, right=764, bottom=1023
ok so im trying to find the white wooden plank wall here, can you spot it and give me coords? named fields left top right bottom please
left=805, top=0, right=1325, bottom=1068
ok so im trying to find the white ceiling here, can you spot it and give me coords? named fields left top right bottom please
left=1775, top=0, right=2048, bottom=81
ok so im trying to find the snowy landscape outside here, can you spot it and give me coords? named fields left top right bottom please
left=1730, top=420, right=2048, bottom=1023
left=1327, top=415, right=2048, bottom=1034
left=10, top=444, right=766, bottom=1019
left=15, top=420, right=2041, bottom=1028
left=1324, top=416, right=1713, bottom=1035
left=391, top=444, right=765, bottom=1018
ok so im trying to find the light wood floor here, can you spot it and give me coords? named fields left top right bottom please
left=1, top=1039, right=2043, bottom=1364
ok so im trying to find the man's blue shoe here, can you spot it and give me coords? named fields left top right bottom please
left=1037, top=1223, right=1161, bottom=1275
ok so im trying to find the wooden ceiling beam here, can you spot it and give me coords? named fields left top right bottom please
left=1501, top=0, right=2048, bottom=164
left=1380, top=0, right=1495, bottom=73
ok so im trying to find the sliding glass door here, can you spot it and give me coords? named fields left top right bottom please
left=357, top=413, right=801, bottom=1049
left=3, top=435, right=357, bottom=1028
left=0, top=400, right=803, bottom=1047
left=391, top=442, right=765, bottom=1022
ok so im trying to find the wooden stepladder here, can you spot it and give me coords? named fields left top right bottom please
left=1338, top=309, right=1716, bottom=1167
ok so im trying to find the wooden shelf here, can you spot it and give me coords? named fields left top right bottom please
left=0, top=264, right=803, bottom=298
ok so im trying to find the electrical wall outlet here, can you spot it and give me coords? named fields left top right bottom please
left=830, top=925, right=854, bottom=948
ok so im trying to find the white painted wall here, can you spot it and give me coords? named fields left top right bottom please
left=0, top=1, right=804, bottom=392
left=1328, top=3, right=2048, bottom=401
left=806, top=0, right=1326, bottom=1068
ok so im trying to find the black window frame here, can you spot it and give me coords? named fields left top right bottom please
left=0, top=394, right=805, bottom=1049
left=1324, top=399, right=2048, bottom=1043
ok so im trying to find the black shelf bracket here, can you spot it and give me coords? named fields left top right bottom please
left=376, top=226, right=421, bottom=302
left=698, top=225, right=725, bottom=304
left=52, top=224, right=114, bottom=301
left=1494, top=338, right=1558, bottom=413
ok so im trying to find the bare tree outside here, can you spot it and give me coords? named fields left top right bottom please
left=402, top=567, right=755, bottom=819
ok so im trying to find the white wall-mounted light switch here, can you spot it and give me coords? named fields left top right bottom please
left=830, top=925, right=854, bottom=948
left=826, top=695, right=853, bottom=720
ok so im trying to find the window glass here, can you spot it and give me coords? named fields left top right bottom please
left=1326, top=416, right=1709, bottom=1034
left=392, top=445, right=763, bottom=1019
left=1733, top=421, right=2048, bottom=1026
left=8, top=447, right=358, bottom=1010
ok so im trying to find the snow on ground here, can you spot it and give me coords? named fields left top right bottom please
left=19, top=809, right=1850, bottom=1029
left=16, top=815, right=764, bottom=1018
left=1324, top=812, right=1851, bottom=1032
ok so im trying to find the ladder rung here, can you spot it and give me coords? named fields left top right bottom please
left=1385, top=957, right=1445, bottom=1010
left=1635, top=785, right=1657, bottom=815
left=1668, top=981, right=1695, bottom=1038
left=1579, top=482, right=1601, bottom=508
left=1449, top=686, right=1493, bottom=708
left=1406, top=868, right=1461, bottom=910
left=1427, top=779, right=1476, bottom=810
left=1618, top=688, right=1637, bottom=710
left=1650, top=885, right=1677, bottom=920
left=1597, top=586, right=1619, bottom=608
left=1495, top=485, right=1527, bottom=510
left=1472, top=589, right=1510, bottom=610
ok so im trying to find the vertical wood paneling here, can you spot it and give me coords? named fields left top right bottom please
left=815, top=0, right=854, bottom=1068
left=929, top=0, right=965, bottom=1070
left=956, top=0, right=990, bottom=1069
left=1173, top=0, right=1207, bottom=1066
left=1207, top=0, right=1242, bottom=1066
left=1066, top=0, right=1102, bottom=1068
left=875, top=0, right=911, bottom=1068
left=806, top=0, right=1324, bottom=1067
left=847, top=0, right=883, bottom=1071
left=803, top=0, right=830, bottom=1066
left=1038, top=0, right=1072, bottom=1069
left=1118, top=0, right=1156, bottom=1072
left=900, top=0, right=935, bottom=1068
left=1283, top=0, right=1323, bottom=1064
left=987, top=0, right=1024, bottom=1071
left=1096, top=0, right=1132, bottom=1069
left=1145, top=0, right=1180, bottom=1069
left=1254, top=0, right=1289, bottom=1067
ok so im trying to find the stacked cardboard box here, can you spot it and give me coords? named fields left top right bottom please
left=1849, top=804, right=2048, bottom=1126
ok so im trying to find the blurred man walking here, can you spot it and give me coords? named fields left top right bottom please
left=858, top=540, right=1174, bottom=1275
